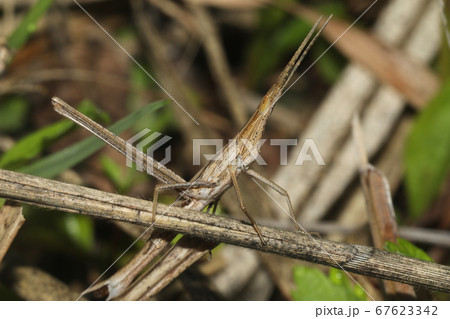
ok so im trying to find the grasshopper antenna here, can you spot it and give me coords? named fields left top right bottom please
left=275, top=14, right=333, bottom=103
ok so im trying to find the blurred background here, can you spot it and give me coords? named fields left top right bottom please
left=0, top=0, right=449, bottom=301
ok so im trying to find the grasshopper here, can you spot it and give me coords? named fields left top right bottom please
left=52, top=16, right=329, bottom=299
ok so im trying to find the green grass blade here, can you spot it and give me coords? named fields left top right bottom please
left=0, top=100, right=102, bottom=169
left=7, top=0, right=55, bottom=51
left=0, top=119, right=73, bottom=169
left=19, top=100, right=168, bottom=178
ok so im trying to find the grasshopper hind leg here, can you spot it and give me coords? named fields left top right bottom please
left=244, top=168, right=301, bottom=232
left=228, top=167, right=267, bottom=245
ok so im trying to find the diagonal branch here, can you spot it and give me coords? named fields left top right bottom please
left=1, top=168, right=450, bottom=293
left=0, top=200, right=25, bottom=263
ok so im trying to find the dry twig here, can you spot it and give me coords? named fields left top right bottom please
left=0, top=201, right=25, bottom=264
left=1, top=169, right=450, bottom=293
left=288, top=3, right=440, bottom=109
left=189, top=4, right=247, bottom=126
left=273, top=0, right=441, bottom=223
left=353, top=116, right=416, bottom=298
left=2, top=266, right=87, bottom=301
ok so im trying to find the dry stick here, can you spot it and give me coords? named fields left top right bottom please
left=52, top=98, right=200, bottom=300
left=1, top=169, right=450, bottom=293
left=147, top=0, right=197, bottom=34
left=259, top=219, right=450, bottom=248
left=112, top=5, right=328, bottom=300
left=438, top=0, right=450, bottom=49
left=190, top=4, right=247, bottom=126
left=268, top=220, right=450, bottom=249
left=43, top=16, right=327, bottom=300
left=283, top=0, right=441, bottom=223
left=0, top=201, right=25, bottom=263
left=289, top=3, right=440, bottom=109
left=52, top=11, right=326, bottom=300
left=273, top=0, right=436, bottom=220
left=333, top=118, right=412, bottom=242
left=106, top=1, right=221, bottom=299
left=2, top=266, right=88, bottom=301
left=118, top=22, right=326, bottom=297
left=131, top=0, right=211, bottom=143
left=398, top=227, right=450, bottom=248
left=149, top=0, right=303, bottom=136
left=353, top=116, right=416, bottom=298
left=0, top=39, right=11, bottom=75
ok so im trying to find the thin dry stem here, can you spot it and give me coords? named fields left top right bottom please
left=1, top=169, right=450, bottom=293
left=353, top=117, right=416, bottom=298
left=0, top=201, right=25, bottom=264
left=190, top=4, right=247, bottom=126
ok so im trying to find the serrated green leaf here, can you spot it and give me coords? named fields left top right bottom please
left=7, top=0, right=55, bottom=50
left=405, top=80, right=450, bottom=217
left=0, top=100, right=103, bottom=170
left=292, top=266, right=366, bottom=301
left=0, top=96, right=29, bottom=133
left=19, top=100, right=167, bottom=178
left=62, top=215, right=94, bottom=252
left=385, top=238, right=433, bottom=262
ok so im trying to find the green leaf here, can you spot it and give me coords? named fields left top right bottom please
left=312, top=41, right=345, bottom=84
left=246, top=17, right=311, bottom=87
left=170, top=234, right=184, bottom=246
left=385, top=238, right=433, bottom=262
left=405, top=79, right=450, bottom=217
left=0, top=119, right=73, bottom=169
left=127, top=63, right=175, bottom=133
left=0, top=100, right=102, bottom=170
left=62, top=215, right=94, bottom=252
left=246, top=2, right=347, bottom=88
left=99, top=155, right=138, bottom=193
left=0, top=96, right=29, bottom=133
left=292, top=266, right=366, bottom=301
left=7, top=0, right=55, bottom=51
left=19, top=100, right=167, bottom=178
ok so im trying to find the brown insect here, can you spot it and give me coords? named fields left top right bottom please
left=53, top=16, right=328, bottom=240
left=52, top=16, right=329, bottom=298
